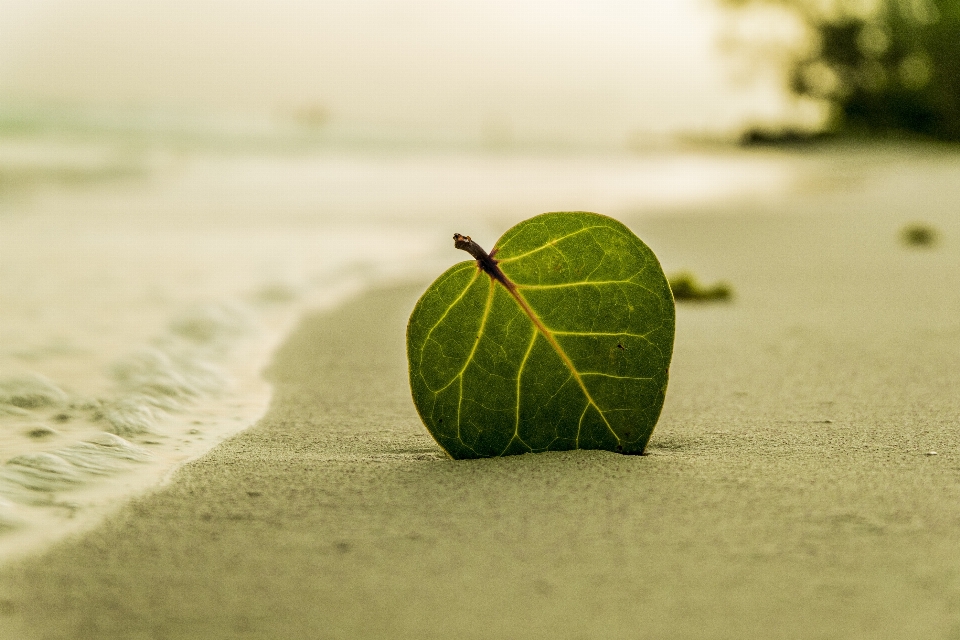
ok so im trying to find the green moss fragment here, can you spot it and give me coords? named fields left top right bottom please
left=669, top=272, right=733, bottom=303
left=901, top=223, right=938, bottom=248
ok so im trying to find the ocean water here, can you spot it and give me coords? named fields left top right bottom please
left=0, top=138, right=798, bottom=560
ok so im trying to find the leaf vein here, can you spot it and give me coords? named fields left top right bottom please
left=503, top=285, right=621, bottom=445
left=580, top=372, right=653, bottom=381
left=495, top=225, right=607, bottom=264
left=575, top=403, right=589, bottom=447
left=417, top=265, right=481, bottom=372
left=503, top=328, right=540, bottom=456
left=453, top=279, right=496, bottom=443
left=515, top=277, right=639, bottom=290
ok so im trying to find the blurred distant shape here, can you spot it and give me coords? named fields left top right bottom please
left=725, top=0, right=960, bottom=142
left=900, top=222, right=939, bottom=247
left=668, top=272, right=733, bottom=302
left=0, top=120, right=145, bottom=199
left=289, top=104, right=330, bottom=130
left=0, top=158, right=141, bottom=198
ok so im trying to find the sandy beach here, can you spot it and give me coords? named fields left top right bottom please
left=2, top=147, right=959, bottom=638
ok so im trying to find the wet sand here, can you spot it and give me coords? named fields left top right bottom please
left=3, top=168, right=960, bottom=638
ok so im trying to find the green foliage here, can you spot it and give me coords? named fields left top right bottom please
left=900, top=222, right=939, bottom=247
left=730, top=0, right=960, bottom=141
left=406, top=212, right=675, bottom=460
left=668, top=272, right=733, bottom=302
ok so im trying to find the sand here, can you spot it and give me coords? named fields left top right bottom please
left=2, top=148, right=960, bottom=639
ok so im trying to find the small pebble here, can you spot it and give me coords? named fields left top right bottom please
left=925, top=451, right=938, bottom=456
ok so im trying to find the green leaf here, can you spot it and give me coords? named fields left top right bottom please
left=406, top=211, right=675, bottom=459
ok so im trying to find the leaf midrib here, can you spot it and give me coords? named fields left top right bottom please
left=496, top=272, right=622, bottom=445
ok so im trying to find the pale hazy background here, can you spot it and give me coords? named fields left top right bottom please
left=0, top=0, right=807, bottom=147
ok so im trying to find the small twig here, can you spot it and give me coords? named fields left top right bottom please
left=453, top=234, right=509, bottom=286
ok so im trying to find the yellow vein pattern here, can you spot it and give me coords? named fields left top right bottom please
left=495, top=225, right=606, bottom=264
left=455, top=279, right=495, bottom=442
left=501, top=328, right=539, bottom=456
left=503, top=285, right=622, bottom=443
left=406, top=211, right=675, bottom=459
left=580, top=372, right=653, bottom=381
left=417, top=265, right=481, bottom=380
left=516, top=278, right=640, bottom=289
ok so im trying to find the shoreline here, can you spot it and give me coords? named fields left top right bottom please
left=0, top=296, right=281, bottom=562
left=0, top=269, right=399, bottom=563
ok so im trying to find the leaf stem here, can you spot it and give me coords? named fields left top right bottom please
left=453, top=234, right=510, bottom=287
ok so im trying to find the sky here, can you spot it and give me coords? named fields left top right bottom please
left=0, top=0, right=805, bottom=146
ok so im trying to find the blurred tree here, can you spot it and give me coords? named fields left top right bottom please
left=727, top=0, right=960, bottom=141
